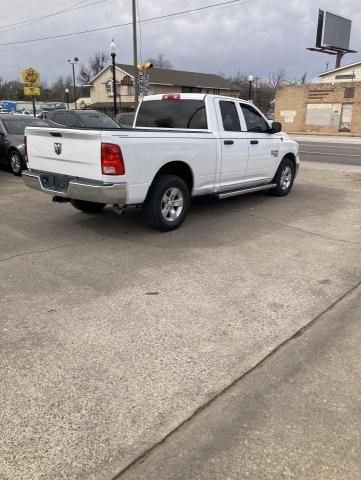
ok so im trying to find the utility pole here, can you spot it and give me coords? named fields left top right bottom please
left=132, top=0, right=139, bottom=107
left=68, top=57, right=78, bottom=109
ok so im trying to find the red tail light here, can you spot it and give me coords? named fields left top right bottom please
left=101, top=143, right=125, bottom=175
left=24, top=135, right=28, bottom=162
left=162, top=94, right=181, bottom=100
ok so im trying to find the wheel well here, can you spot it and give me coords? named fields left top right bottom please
left=283, top=153, right=296, bottom=170
left=7, top=148, right=22, bottom=160
left=152, top=161, right=194, bottom=192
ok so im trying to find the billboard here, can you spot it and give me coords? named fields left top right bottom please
left=316, top=10, right=352, bottom=51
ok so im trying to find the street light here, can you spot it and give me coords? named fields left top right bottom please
left=68, top=57, right=78, bottom=109
left=65, top=88, right=69, bottom=110
left=248, top=75, right=254, bottom=101
left=109, top=39, right=117, bottom=118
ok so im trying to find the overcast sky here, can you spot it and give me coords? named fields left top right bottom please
left=0, top=0, right=360, bottom=85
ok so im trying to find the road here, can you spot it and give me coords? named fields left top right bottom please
left=1, top=164, right=361, bottom=479
left=297, top=139, right=361, bottom=166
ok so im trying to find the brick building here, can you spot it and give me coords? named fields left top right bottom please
left=274, top=82, right=361, bottom=134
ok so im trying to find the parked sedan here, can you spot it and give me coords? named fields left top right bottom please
left=0, top=115, right=48, bottom=175
left=47, top=110, right=120, bottom=129
left=115, top=112, right=135, bottom=128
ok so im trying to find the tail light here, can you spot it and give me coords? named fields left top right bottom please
left=24, top=135, right=28, bottom=162
left=101, top=143, right=125, bottom=175
left=162, top=94, right=181, bottom=100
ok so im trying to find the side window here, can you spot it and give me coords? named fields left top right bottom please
left=51, top=112, right=65, bottom=125
left=240, top=104, right=269, bottom=133
left=219, top=101, right=241, bottom=132
left=64, top=113, right=81, bottom=128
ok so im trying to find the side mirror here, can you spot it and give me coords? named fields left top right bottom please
left=270, top=121, right=282, bottom=134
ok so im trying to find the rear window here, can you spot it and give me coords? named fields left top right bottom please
left=136, top=99, right=208, bottom=129
left=3, top=118, right=48, bottom=135
left=79, top=112, right=120, bottom=129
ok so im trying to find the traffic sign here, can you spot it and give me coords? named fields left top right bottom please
left=21, top=67, right=41, bottom=85
left=24, top=86, right=41, bottom=96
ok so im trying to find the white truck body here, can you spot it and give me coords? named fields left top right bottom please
left=23, top=94, right=300, bottom=230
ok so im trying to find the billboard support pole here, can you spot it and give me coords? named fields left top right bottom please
left=335, top=52, right=344, bottom=69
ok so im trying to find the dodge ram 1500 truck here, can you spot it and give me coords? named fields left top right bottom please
left=22, top=93, right=300, bottom=231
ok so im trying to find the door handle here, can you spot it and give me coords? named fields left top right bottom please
left=224, top=140, right=234, bottom=145
left=250, top=140, right=259, bottom=145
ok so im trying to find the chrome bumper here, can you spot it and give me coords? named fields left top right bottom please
left=22, top=170, right=126, bottom=205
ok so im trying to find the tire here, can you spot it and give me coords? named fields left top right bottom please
left=8, top=150, right=26, bottom=176
left=144, top=174, right=190, bottom=231
left=270, top=157, right=295, bottom=197
left=70, top=199, right=106, bottom=213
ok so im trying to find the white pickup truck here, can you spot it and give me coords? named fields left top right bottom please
left=23, top=93, right=300, bottom=231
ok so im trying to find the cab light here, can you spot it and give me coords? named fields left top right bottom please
left=162, top=94, right=181, bottom=100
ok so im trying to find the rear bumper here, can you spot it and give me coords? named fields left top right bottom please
left=22, top=170, right=126, bottom=205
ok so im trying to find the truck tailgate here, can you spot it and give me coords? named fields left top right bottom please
left=26, top=127, right=103, bottom=180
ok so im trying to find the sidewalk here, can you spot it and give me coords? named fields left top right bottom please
left=119, top=283, right=361, bottom=480
left=290, top=134, right=361, bottom=144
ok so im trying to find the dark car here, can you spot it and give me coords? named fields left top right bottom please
left=0, top=114, right=49, bottom=175
left=47, top=109, right=120, bottom=129
left=115, top=112, right=135, bottom=128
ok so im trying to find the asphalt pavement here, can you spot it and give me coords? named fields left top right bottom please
left=294, top=137, right=361, bottom=166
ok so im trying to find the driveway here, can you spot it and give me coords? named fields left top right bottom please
left=1, top=165, right=361, bottom=479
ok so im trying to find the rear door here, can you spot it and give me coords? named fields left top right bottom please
left=239, top=103, right=280, bottom=181
left=26, top=127, right=103, bottom=180
left=215, top=98, right=248, bottom=190
left=0, top=120, right=7, bottom=162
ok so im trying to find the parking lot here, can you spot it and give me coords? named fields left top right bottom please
left=1, top=164, right=361, bottom=479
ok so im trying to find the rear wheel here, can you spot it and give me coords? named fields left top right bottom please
left=70, top=199, right=106, bottom=213
left=144, top=174, right=190, bottom=231
left=270, top=157, right=295, bottom=197
left=8, top=151, right=25, bottom=176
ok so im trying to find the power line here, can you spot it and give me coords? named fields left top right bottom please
left=0, top=0, right=260, bottom=47
left=0, top=0, right=110, bottom=35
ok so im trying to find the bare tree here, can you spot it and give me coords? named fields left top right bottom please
left=145, top=53, right=173, bottom=69
left=78, top=51, right=109, bottom=84
left=268, top=68, right=288, bottom=89
left=300, top=72, right=307, bottom=84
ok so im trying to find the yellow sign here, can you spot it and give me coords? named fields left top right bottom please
left=24, top=86, right=41, bottom=96
left=21, top=67, right=41, bottom=85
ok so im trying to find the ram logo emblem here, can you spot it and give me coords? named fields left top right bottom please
left=54, top=143, right=62, bottom=155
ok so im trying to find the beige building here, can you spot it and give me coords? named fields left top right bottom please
left=88, top=64, right=239, bottom=114
left=318, top=61, right=361, bottom=83
left=275, top=82, right=361, bottom=135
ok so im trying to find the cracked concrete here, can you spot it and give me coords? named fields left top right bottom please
left=1, top=165, right=361, bottom=479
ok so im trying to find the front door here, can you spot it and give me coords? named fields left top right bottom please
left=240, top=103, right=280, bottom=181
left=215, top=99, right=248, bottom=191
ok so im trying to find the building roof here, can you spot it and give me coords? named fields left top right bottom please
left=318, top=60, right=361, bottom=77
left=89, top=63, right=236, bottom=90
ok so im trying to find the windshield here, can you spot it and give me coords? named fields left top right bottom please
left=136, top=99, right=208, bottom=129
left=79, top=112, right=120, bottom=129
left=4, top=118, right=48, bottom=135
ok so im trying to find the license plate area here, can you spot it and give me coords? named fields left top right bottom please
left=40, top=174, right=70, bottom=192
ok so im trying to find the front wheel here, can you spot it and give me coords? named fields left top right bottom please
left=8, top=151, right=26, bottom=176
left=270, top=158, right=295, bottom=197
left=70, top=199, right=106, bottom=213
left=144, top=174, right=190, bottom=231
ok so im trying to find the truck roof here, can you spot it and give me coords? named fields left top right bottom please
left=142, top=93, right=251, bottom=103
